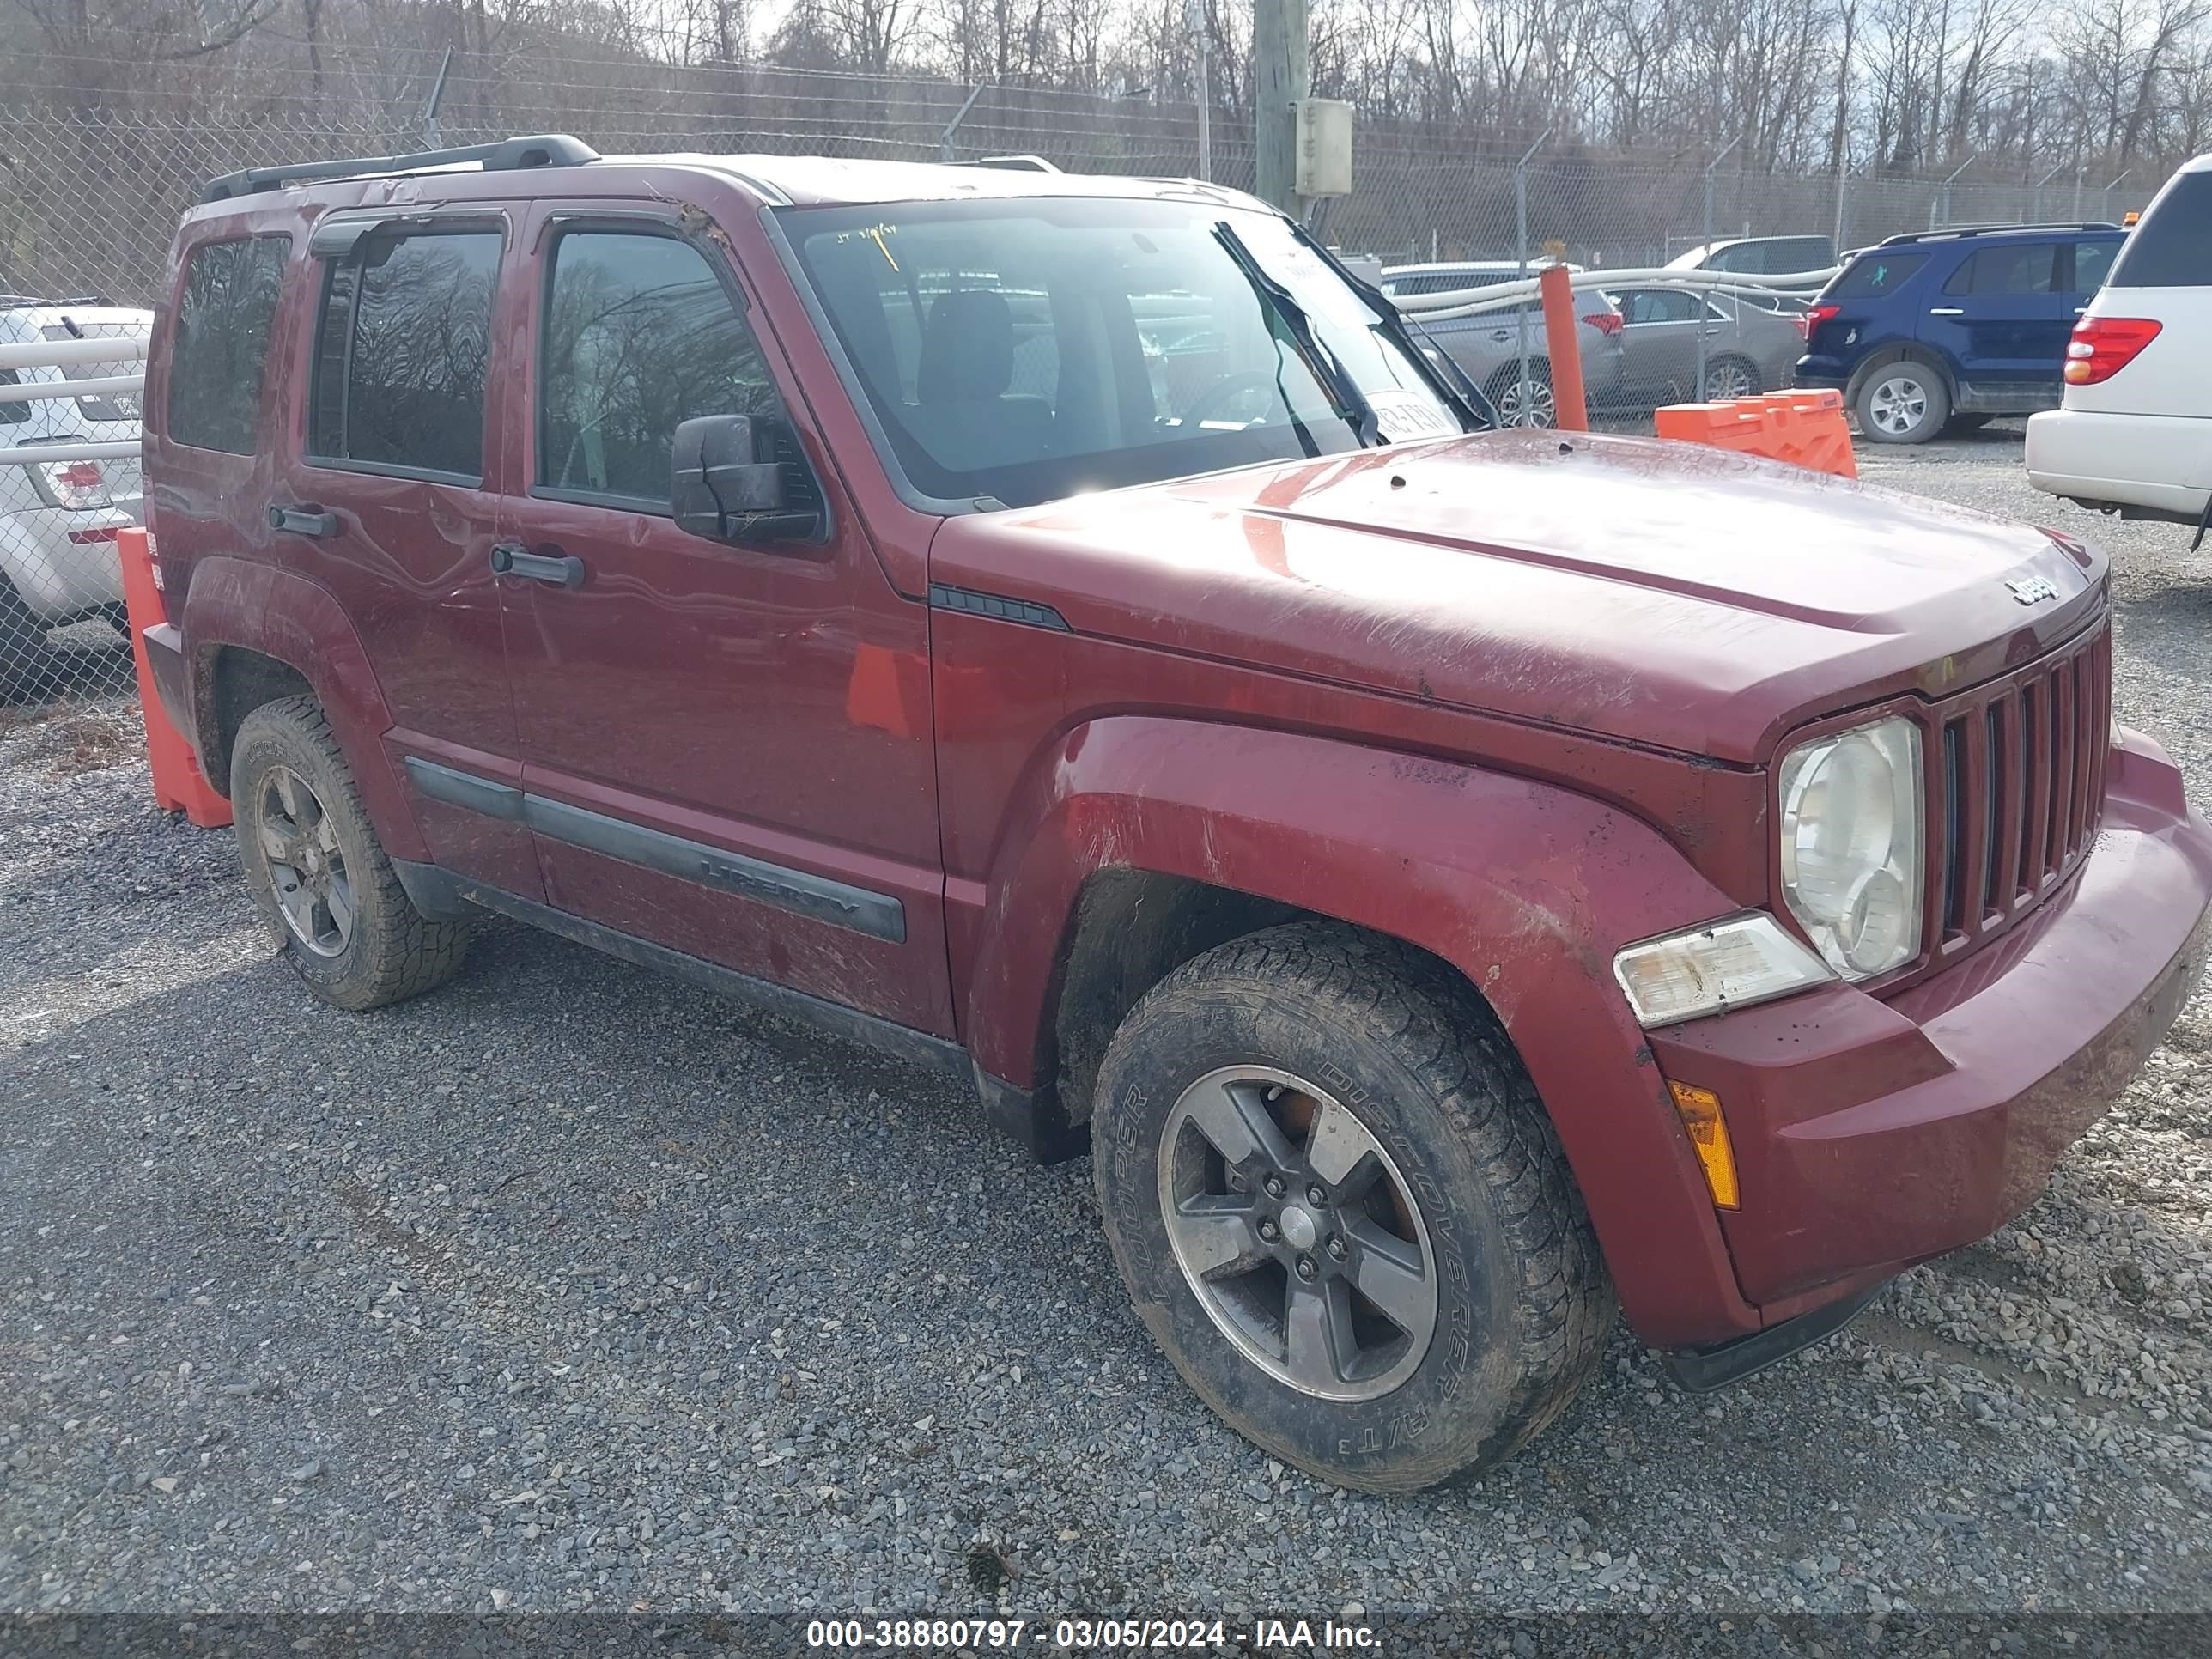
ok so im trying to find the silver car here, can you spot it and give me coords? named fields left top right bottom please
left=1381, top=262, right=1626, bottom=427
left=1602, top=286, right=1803, bottom=408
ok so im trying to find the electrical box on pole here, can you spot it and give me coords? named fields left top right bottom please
left=1295, top=99, right=1353, bottom=199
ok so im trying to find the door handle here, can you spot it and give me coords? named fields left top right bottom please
left=1928, top=307, right=1966, bottom=316
left=490, top=543, right=586, bottom=590
left=269, top=504, right=338, bottom=538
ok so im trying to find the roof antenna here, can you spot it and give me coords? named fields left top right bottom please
left=422, top=47, right=453, bottom=149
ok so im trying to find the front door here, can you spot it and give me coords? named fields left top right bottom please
left=492, top=204, right=952, bottom=1036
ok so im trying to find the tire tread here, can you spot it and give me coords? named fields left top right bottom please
left=233, top=696, right=468, bottom=1009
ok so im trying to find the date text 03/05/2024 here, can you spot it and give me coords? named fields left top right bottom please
left=805, top=1617, right=1382, bottom=1650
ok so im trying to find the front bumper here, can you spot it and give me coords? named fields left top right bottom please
left=1650, top=729, right=2212, bottom=1316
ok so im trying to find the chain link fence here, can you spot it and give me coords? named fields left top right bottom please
left=0, top=58, right=2162, bottom=712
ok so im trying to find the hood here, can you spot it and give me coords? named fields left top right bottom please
left=927, top=431, right=2105, bottom=763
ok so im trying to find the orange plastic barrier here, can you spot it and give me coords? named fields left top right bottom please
left=116, top=526, right=232, bottom=828
left=1654, top=387, right=1856, bottom=479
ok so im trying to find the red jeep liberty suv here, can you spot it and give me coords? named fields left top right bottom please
left=140, top=135, right=2212, bottom=1492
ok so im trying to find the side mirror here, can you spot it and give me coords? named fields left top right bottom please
left=672, top=414, right=818, bottom=544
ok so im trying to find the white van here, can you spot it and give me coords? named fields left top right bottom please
left=2027, top=155, right=2212, bottom=533
left=0, top=300, right=148, bottom=699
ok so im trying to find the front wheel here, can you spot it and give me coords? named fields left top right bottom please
left=1091, top=922, right=1614, bottom=1492
left=232, top=696, right=470, bottom=1010
left=1855, top=361, right=1950, bottom=444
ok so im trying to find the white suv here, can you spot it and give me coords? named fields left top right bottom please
left=2027, top=155, right=2212, bottom=534
left=0, top=300, right=149, bottom=698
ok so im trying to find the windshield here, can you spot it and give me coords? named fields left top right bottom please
left=781, top=198, right=1465, bottom=509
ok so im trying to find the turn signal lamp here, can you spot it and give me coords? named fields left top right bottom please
left=1668, top=1080, right=1741, bottom=1210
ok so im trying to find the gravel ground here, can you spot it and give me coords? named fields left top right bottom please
left=3, top=427, right=2209, bottom=1640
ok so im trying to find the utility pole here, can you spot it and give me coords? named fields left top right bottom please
left=1698, top=137, right=1741, bottom=399
left=1188, top=0, right=1212, bottom=183
left=1254, top=0, right=1307, bottom=214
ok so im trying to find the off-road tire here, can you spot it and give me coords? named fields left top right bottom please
left=1854, top=357, right=1950, bottom=444
left=0, top=577, right=52, bottom=706
left=1091, top=921, right=1615, bottom=1492
left=231, top=696, right=469, bottom=1010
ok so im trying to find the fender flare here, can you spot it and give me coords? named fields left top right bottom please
left=176, top=556, right=428, bottom=863
left=1844, top=343, right=1957, bottom=407
left=958, top=715, right=1765, bottom=1347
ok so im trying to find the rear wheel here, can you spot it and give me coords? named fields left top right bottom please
left=1091, top=922, right=1614, bottom=1492
left=0, top=578, right=52, bottom=706
left=232, top=696, right=470, bottom=1010
left=1699, top=355, right=1761, bottom=402
left=1855, top=360, right=1950, bottom=443
left=1486, top=362, right=1557, bottom=428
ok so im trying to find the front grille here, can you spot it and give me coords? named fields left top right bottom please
left=1932, top=618, right=2111, bottom=965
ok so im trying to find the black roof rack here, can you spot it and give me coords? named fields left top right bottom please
left=1876, top=220, right=2119, bottom=246
left=200, top=133, right=599, bottom=204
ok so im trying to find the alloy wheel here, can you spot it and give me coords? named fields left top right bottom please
left=1701, top=359, right=1754, bottom=401
left=1156, top=1064, right=1438, bottom=1401
left=1867, top=374, right=1930, bottom=437
left=1493, top=374, right=1557, bottom=428
left=256, top=764, right=355, bottom=957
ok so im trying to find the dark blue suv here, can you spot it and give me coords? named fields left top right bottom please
left=1796, top=222, right=2127, bottom=444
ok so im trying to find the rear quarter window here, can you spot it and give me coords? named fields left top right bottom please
left=1828, top=251, right=1929, bottom=299
left=169, top=237, right=289, bottom=454
left=2110, top=173, right=2212, bottom=287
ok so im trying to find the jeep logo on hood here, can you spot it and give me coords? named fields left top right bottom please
left=2008, top=575, right=2062, bottom=605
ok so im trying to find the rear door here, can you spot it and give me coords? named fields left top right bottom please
left=1612, top=287, right=1704, bottom=402
left=286, top=210, right=544, bottom=898
left=1920, top=240, right=2074, bottom=402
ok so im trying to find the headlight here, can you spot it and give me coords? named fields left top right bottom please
left=1778, top=715, right=1923, bottom=980
left=1613, top=912, right=1835, bottom=1028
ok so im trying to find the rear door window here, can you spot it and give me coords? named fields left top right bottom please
left=167, top=237, right=289, bottom=454
left=2110, top=173, right=2212, bottom=286
left=1943, top=244, right=2058, bottom=295
left=1620, top=289, right=1700, bottom=325
left=2070, top=239, right=2120, bottom=293
left=1830, top=252, right=1929, bottom=299
left=310, top=227, right=501, bottom=482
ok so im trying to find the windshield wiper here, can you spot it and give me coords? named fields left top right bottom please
left=1289, top=221, right=1498, bottom=432
left=1212, top=220, right=1382, bottom=447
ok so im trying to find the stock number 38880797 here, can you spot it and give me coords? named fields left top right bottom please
left=805, top=1618, right=1231, bottom=1650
